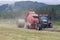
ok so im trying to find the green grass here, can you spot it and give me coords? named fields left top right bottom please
left=52, top=21, right=60, bottom=26
left=0, top=19, right=60, bottom=40
left=0, top=27, right=60, bottom=40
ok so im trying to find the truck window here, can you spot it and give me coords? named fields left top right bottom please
left=40, top=16, right=48, bottom=20
left=33, top=16, right=38, bottom=18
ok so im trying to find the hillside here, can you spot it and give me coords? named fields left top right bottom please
left=0, top=1, right=47, bottom=19
left=0, top=1, right=60, bottom=20
left=0, top=1, right=47, bottom=11
left=14, top=1, right=47, bottom=9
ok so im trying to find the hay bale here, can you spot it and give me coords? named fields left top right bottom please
left=16, top=19, right=25, bottom=28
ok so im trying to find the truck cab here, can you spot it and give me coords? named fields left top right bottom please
left=36, top=14, right=52, bottom=30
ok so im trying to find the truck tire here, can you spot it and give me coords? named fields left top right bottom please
left=48, top=23, right=52, bottom=28
left=36, top=24, right=42, bottom=30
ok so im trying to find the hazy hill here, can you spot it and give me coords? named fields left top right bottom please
left=0, top=1, right=60, bottom=20
left=0, top=1, right=47, bottom=19
left=14, top=1, right=47, bottom=9
left=0, top=1, right=47, bottom=11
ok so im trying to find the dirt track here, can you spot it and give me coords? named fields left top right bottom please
left=41, top=26, right=60, bottom=32
left=0, top=22, right=60, bottom=32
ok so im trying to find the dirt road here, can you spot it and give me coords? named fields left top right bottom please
left=40, top=25, right=60, bottom=32
left=0, top=23, right=60, bottom=32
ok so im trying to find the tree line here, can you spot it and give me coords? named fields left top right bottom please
left=31, top=5, right=60, bottom=21
left=0, top=5, right=60, bottom=21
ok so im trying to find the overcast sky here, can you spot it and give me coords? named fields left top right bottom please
left=0, top=0, right=60, bottom=5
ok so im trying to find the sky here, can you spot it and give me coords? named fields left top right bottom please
left=0, top=0, right=60, bottom=5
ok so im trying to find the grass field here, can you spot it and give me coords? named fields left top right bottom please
left=0, top=24, right=60, bottom=40
left=0, top=19, right=60, bottom=40
left=52, top=21, right=60, bottom=26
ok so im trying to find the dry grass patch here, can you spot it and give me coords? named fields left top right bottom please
left=0, top=26, right=60, bottom=40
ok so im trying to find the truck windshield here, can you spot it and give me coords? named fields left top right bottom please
left=40, top=16, right=48, bottom=20
left=33, top=16, right=38, bottom=18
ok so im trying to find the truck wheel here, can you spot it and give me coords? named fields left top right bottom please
left=36, top=24, right=42, bottom=30
left=37, top=26, right=42, bottom=30
left=48, top=24, right=52, bottom=28
left=26, top=25, right=30, bottom=29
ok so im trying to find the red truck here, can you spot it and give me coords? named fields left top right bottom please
left=24, top=10, right=52, bottom=30
left=24, top=10, right=38, bottom=29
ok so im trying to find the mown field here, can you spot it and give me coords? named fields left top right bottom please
left=0, top=26, right=60, bottom=40
left=0, top=19, right=60, bottom=40
left=52, top=21, right=60, bottom=26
